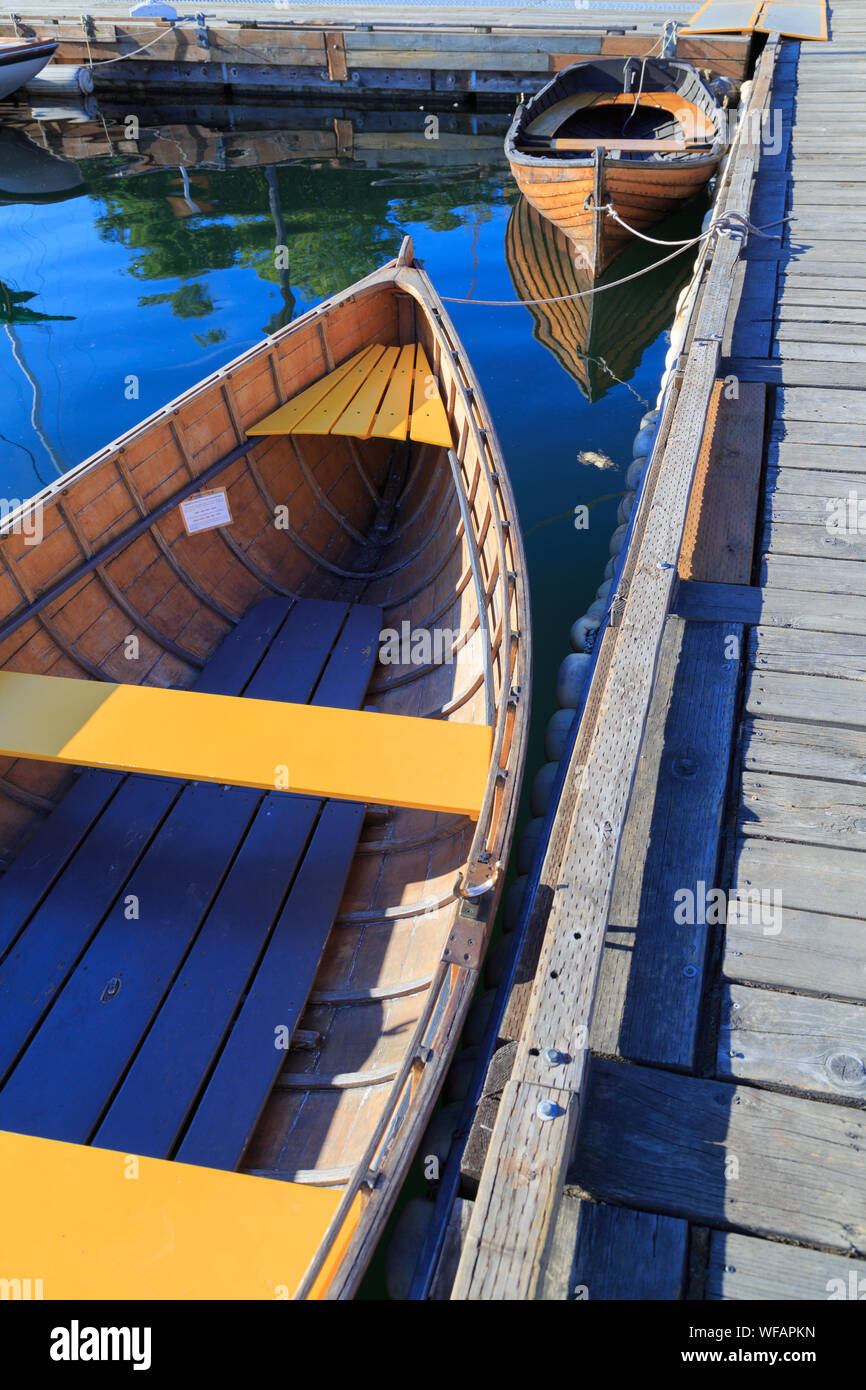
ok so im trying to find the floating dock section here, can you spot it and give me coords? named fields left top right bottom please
left=1, top=4, right=752, bottom=98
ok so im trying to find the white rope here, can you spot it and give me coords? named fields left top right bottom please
left=440, top=211, right=789, bottom=309
left=87, top=25, right=177, bottom=66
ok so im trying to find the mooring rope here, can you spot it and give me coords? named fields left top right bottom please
left=440, top=210, right=790, bottom=308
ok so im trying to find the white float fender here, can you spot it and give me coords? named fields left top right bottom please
left=556, top=652, right=592, bottom=708
left=609, top=522, right=629, bottom=557
left=595, top=577, right=613, bottom=603
left=530, top=761, right=559, bottom=817
left=570, top=614, right=599, bottom=652
left=626, top=456, right=647, bottom=490
left=632, top=425, right=655, bottom=458
left=503, top=875, right=530, bottom=931
left=544, top=707, right=574, bottom=762
left=516, top=815, right=546, bottom=874
left=617, top=493, right=635, bottom=525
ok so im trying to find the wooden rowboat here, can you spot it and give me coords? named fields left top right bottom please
left=0, top=37, right=57, bottom=100
left=505, top=57, right=727, bottom=278
left=504, top=193, right=702, bottom=402
left=0, top=238, right=530, bottom=1299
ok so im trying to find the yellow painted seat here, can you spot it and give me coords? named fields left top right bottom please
left=0, top=671, right=491, bottom=817
left=248, top=341, right=453, bottom=447
left=0, top=1129, right=359, bottom=1299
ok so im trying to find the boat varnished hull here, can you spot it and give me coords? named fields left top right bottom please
left=0, top=246, right=530, bottom=1297
left=506, top=58, right=726, bottom=277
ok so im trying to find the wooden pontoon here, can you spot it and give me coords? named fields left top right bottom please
left=504, top=193, right=699, bottom=402
left=505, top=57, right=727, bottom=277
left=0, top=238, right=530, bottom=1299
left=0, top=37, right=56, bottom=99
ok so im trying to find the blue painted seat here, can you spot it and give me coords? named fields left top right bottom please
left=0, top=595, right=382, bottom=1170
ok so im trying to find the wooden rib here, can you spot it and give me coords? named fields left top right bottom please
left=0, top=547, right=106, bottom=682
left=336, top=887, right=457, bottom=927
left=358, top=817, right=468, bottom=854
left=56, top=500, right=205, bottom=671
left=0, top=776, right=58, bottom=813
left=309, top=977, right=434, bottom=1005
left=370, top=615, right=481, bottom=693
left=275, top=1066, right=399, bottom=1090
left=113, top=448, right=240, bottom=627
left=242, top=1167, right=354, bottom=1187
left=427, top=670, right=486, bottom=720
left=287, top=436, right=367, bottom=545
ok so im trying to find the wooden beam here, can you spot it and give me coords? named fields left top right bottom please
left=572, top=1058, right=866, bottom=1255
left=0, top=672, right=492, bottom=817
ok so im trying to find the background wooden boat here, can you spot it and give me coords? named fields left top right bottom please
left=504, top=193, right=705, bottom=402
left=0, top=38, right=57, bottom=100
left=505, top=57, right=727, bottom=277
left=0, top=240, right=529, bottom=1298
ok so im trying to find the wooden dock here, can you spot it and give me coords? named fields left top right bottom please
left=413, top=1, right=866, bottom=1302
left=1, top=4, right=752, bottom=98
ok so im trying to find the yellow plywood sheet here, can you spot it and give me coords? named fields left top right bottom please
left=682, top=0, right=763, bottom=32
left=0, top=672, right=492, bottom=816
left=369, top=342, right=417, bottom=441
left=754, top=2, right=828, bottom=40
left=0, top=1128, right=359, bottom=1299
left=331, top=343, right=400, bottom=437
left=409, top=345, right=453, bottom=448
left=247, top=345, right=372, bottom=435
left=683, top=0, right=827, bottom=37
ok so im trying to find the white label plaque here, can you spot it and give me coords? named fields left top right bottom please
left=179, top=489, right=233, bottom=535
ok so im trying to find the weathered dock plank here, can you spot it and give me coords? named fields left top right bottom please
left=739, top=770, right=866, bottom=851
left=761, top=552, right=866, bottom=594
left=541, top=1197, right=689, bottom=1301
left=748, top=626, right=866, bottom=679
left=724, top=898, right=866, bottom=1004
left=717, top=984, right=866, bottom=1099
left=674, top=580, right=866, bottom=636
left=570, top=1059, right=866, bottom=1256
left=744, top=667, right=866, bottom=728
left=743, top=716, right=866, bottom=788
left=707, top=1232, right=866, bottom=1301
left=734, top=837, right=866, bottom=921
left=762, top=521, right=866, bottom=562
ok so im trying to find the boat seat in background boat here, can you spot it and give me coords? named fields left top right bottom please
left=0, top=595, right=382, bottom=1173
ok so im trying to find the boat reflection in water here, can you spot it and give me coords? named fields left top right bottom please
left=504, top=192, right=708, bottom=404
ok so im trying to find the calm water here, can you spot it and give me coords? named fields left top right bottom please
left=1, top=97, right=706, bottom=1294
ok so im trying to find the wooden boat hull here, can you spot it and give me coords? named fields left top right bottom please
left=0, top=242, right=530, bottom=1298
left=506, top=58, right=726, bottom=277
left=505, top=193, right=705, bottom=402
left=0, top=38, right=56, bottom=99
